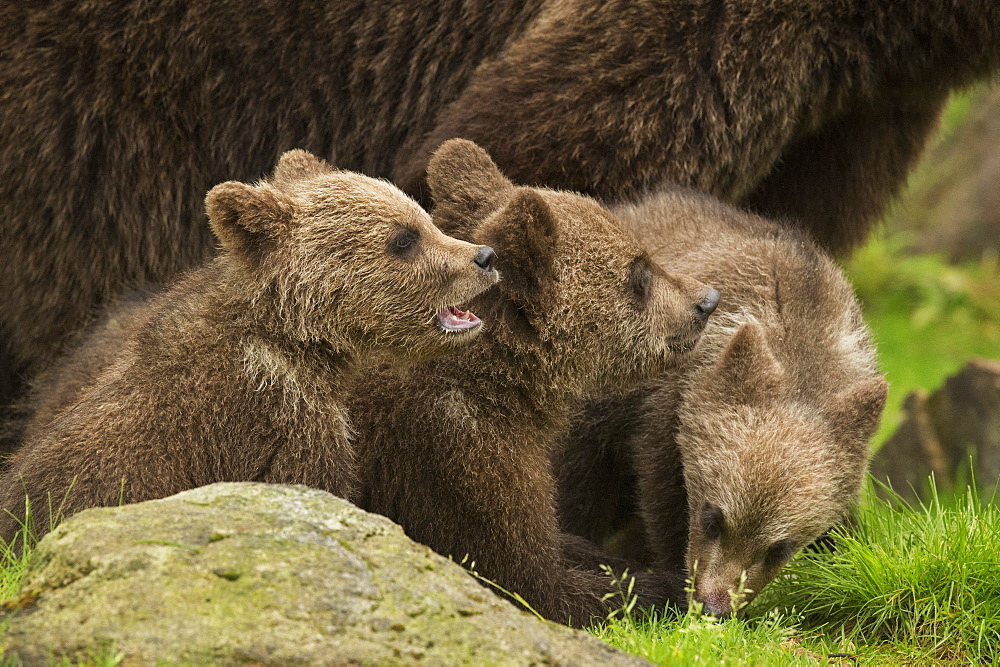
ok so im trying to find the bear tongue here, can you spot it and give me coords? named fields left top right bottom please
left=437, top=305, right=481, bottom=331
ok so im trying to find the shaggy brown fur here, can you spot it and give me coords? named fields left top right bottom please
left=346, top=140, right=718, bottom=626
left=13, top=293, right=151, bottom=446
left=557, top=190, right=887, bottom=617
left=0, top=150, right=498, bottom=546
left=1, top=2, right=998, bottom=428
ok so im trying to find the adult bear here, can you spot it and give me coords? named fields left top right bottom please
left=1, top=1, right=998, bottom=429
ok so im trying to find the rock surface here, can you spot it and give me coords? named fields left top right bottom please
left=0, top=483, right=645, bottom=665
left=870, top=358, right=1000, bottom=499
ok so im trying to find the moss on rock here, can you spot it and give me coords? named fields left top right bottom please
left=1, top=483, right=644, bottom=664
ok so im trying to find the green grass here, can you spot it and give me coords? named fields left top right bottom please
left=843, top=231, right=1000, bottom=446
left=590, top=607, right=816, bottom=666
left=588, top=568, right=824, bottom=665
left=760, top=481, right=1000, bottom=664
left=592, top=479, right=1000, bottom=665
left=937, top=86, right=981, bottom=142
left=0, top=506, right=39, bottom=606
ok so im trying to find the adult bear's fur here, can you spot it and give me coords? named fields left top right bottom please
left=1, top=1, right=998, bottom=428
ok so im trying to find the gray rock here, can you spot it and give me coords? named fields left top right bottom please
left=1, top=483, right=645, bottom=665
left=870, top=358, right=1000, bottom=499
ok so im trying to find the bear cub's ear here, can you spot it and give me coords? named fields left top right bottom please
left=827, top=376, right=889, bottom=450
left=270, top=149, right=335, bottom=187
left=205, top=182, right=294, bottom=260
left=426, top=139, right=515, bottom=240
left=711, top=323, right=785, bottom=403
left=479, top=188, right=558, bottom=304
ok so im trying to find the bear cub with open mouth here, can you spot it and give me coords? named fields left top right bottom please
left=348, top=140, right=719, bottom=627
left=0, top=150, right=498, bottom=547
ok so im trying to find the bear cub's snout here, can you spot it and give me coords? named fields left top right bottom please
left=474, top=245, right=496, bottom=272
left=696, top=288, right=720, bottom=321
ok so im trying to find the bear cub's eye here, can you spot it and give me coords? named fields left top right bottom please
left=765, top=539, right=796, bottom=565
left=628, top=255, right=653, bottom=305
left=701, top=502, right=725, bottom=541
left=389, top=227, right=420, bottom=258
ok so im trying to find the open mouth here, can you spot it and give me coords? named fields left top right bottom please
left=437, top=305, right=482, bottom=333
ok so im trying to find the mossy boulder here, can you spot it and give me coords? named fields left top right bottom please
left=1, top=482, right=644, bottom=664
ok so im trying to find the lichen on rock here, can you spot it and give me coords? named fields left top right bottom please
left=1, top=482, right=644, bottom=664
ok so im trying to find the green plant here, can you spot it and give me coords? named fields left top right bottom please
left=590, top=594, right=817, bottom=665
left=599, top=564, right=639, bottom=621
left=456, top=554, right=548, bottom=623
left=0, top=502, right=42, bottom=604
left=758, top=478, right=1000, bottom=664
left=843, top=232, right=1000, bottom=445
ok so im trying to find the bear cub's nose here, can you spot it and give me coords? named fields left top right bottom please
left=474, top=246, right=496, bottom=272
left=701, top=590, right=734, bottom=619
left=696, top=288, right=721, bottom=321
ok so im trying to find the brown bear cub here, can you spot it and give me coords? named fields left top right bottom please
left=558, top=190, right=887, bottom=618
left=347, top=140, right=720, bottom=627
left=0, top=150, right=498, bottom=547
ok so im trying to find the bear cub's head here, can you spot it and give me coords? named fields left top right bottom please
left=205, top=149, right=499, bottom=360
left=426, top=139, right=718, bottom=391
left=679, top=323, right=888, bottom=618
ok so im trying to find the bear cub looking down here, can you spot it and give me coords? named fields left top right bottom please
left=558, top=189, right=887, bottom=618
left=0, top=150, right=498, bottom=547
left=347, top=140, right=720, bottom=627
